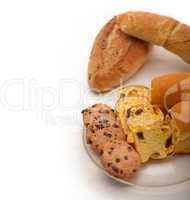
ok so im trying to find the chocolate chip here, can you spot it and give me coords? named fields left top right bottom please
left=85, top=123, right=90, bottom=127
left=133, top=169, right=137, bottom=173
left=115, top=158, right=120, bottom=163
left=100, top=149, right=104, bottom=156
left=81, top=109, right=87, bottom=114
left=120, top=170, right=123, bottom=174
left=128, top=146, right=132, bottom=151
left=111, top=165, right=119, bottom=173
left=96, top=124, right=104, bottom=129
left=87, top=139, right=92, bottom=144
left=126, top=108, right=131, bottom=118
left=124, top=156, right=128, bottom=160
left=107, top=134, right=112, bottom=138
left=103, top=132, right=112, bottom=138
left=101, top=119, right=109, bottom=124
left=136, top=132, right=144, bottom=139
left=107, top=162, right=112, bottom=167
left=111, top=109, right=115, bottom=112
left=90, top=127, right=95, bottom=133
left=112, top=123, right=119, bottom=128
left=165, top=136, right=172, bottom=148
left=92, top=104, right=97, bottom=108
left=135, top=108, right=143, bottom=115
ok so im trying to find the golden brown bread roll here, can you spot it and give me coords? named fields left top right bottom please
left=151, top=72, right=190, bottom=110
left=88, top=17, right=150, bottom=92
left=117, top=11, right=190, bottom=63
left=170, top=101, right=190, bottom=133
left=169, top=101, right=190, bottom=154
left=175, top=137, right=190, bottom=154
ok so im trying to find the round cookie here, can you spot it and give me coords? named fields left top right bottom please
left=101, top=141, right=141, bottom=181
left=82, top=103, right=116, bottom=129
left=82, top=104, right=126, bottom=153
left=86, top=126, right=126, bottom=155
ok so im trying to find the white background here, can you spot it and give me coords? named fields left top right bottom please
left=0, top=0, right=190, bottom=199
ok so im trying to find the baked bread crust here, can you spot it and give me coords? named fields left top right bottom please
left=88, top=17, right=150, bottom=92
left=117, top=11, right=190, bottom=63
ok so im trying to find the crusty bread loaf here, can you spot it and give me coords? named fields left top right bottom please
left=151, top=73, right=190, bottom=110
left=88, top=17, right=150, bottom=92
left=170, top=101, right=190, bottom=154
left=117, top=11, right=190, bottom=63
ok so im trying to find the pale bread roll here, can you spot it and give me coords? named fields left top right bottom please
left=88, top=17, right=150, bottom=92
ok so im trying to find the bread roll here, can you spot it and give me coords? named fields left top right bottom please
left=88, top=17, right=150, bottom=92
left=117, top=11, right=190, bottom=63
left=175, top=137, right=190, bottom=154
left=170, top=101, right=190, bottom=133
left=151, top=73, right=190, bottom=110
left=170, top=101, right=190, bottom=153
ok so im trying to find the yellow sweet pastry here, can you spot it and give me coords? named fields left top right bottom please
left=116, top=85, right=180, bottom=163
left=116, top=86, right=151, bottom=143
left=126, top=106, right=175, bottom=163
left=117, top=85, right=151, bottom=101
left=160, top=116, right=180, bottom=156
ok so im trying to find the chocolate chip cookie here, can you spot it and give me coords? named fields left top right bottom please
left=82, top=103, right=116, bottom=128
left=86, top=126, right=126, bottom=155
left=82, top=104, right=126, bottom=154
left=101, top=141, right=141, bottom=181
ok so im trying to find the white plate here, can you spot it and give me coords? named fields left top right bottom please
left=83, top=125, right=190, bottom=188
left=82, top=47, right=190, bottom=188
